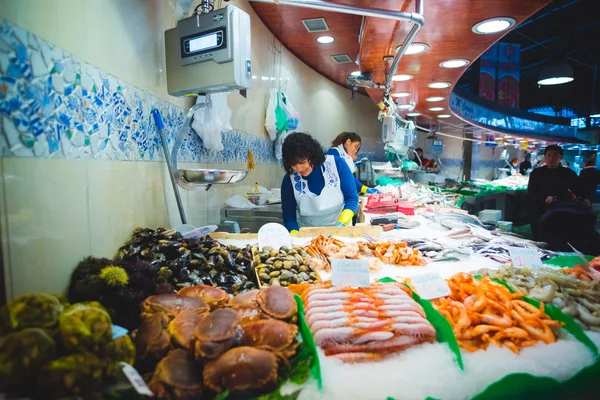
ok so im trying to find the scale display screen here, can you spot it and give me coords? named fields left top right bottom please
left=182, top=28, right=225, bottom=58
left=188, top=32, right=219, bottom=52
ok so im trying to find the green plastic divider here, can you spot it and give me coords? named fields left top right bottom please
left=293, top=294, right=322, bottom=389
left=481, top=276, right=599, bottom=357
left=543, top=255, right=595, bottom=268
left=377, top=277, right=464, bottom=370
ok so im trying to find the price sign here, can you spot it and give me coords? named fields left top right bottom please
left=410, top=271, right=451, bottom=300
left=120, top=362, right=153, bottom=396
left=258, top=223, right=292, bottom=250
left=508, top=247, right=543, bottom=269
left=331, top=258, right=370, bottom=287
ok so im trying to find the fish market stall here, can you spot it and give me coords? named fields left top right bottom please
left=2, top=223, right=600, bottom=400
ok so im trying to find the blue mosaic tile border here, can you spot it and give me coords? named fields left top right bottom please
left=0, top=19, right=277, bottom=164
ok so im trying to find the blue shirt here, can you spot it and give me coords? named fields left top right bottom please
left=281, top=156, right=359, bottom=232
left=326, top=147, right=364, bottom=193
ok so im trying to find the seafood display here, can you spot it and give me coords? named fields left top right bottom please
left=464, top=238, right=555, bottom=264
left=432, top=273, right=560, bottom=354
left=253, top=245, right=321, bottom=287
left=561, top=256, right=600, bottom=281
left=0, top=295, right=135, bottom=399
left=299, top=282, right=436, bottom=362
left=306, top=235, right=361, bottom=271
left=134, top=285, right=303, bottom=398
left=478, top=266, right=600, bottom=332
left=358, top=240, right=426, bottom=266
left=68, top=228, right=258, bottom=329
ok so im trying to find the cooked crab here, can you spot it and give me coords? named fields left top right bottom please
left=203, top=346, right=280, bottom=393
left=168, top=309, right=205, bottom=350
left=241, top=319, right=299, bottom=359
left=257, top=286, right=298, bottom=321
left=230, top=289, right=262, bottom=325
left=193, top=308, right=242, bottom=360
left=149, top=349, right=203, bottom=400
left=178, top=285, right=229, bottom=309
left=134, top=312, right=171, bottom=360
left=141, top=294, right=209, bottom=320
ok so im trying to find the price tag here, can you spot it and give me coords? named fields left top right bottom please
left=258, top=223, right=292, bottom=250
left=331, top=258, right=370, bottom=287
left=410, top=271, right=451, bottom=300
left=508, top=247, right=543, bottom=269
left=120, top=362, right=153, bottom=396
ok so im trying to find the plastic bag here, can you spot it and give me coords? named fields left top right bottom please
left=265, top=88, right=278, bottom=141
left=274, top=130, right=290, bottom=161
left=275, top=91, right=288, bottom=133
left=226, top=195, right=258, bottom=209
left=191, top=93, right=232, bottom=151
left=280, top=92, right=300, bottom=130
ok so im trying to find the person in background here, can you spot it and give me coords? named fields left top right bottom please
left=527, top=145, right=579, bottom=240
left=412, top=148, right=432, bottom=169
left=579, top=158, right=600, bottom=205
left=509, top=158, right=520, bottom=175
left=327, top=132, right=379, bottom=195
left=519, top=153, right=532, bottom=175
left=281, top=132, right=358, bottom=234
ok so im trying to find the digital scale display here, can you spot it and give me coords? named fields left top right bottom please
left=182, top=29, right=225, bottom=56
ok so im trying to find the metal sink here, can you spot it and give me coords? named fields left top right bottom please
left=176, top=168, right=248, bottom=190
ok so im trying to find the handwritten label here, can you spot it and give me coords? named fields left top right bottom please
left=258, top=223, right=292, bottom=250
left=331, top=258, right=370, bottom=287
left=508, top=247, right=543, bottom=269
left=120, top=362, right=153, bottom=396
left=410, top=271, right=451, bottom=300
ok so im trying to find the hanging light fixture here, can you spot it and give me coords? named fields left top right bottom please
left=538, top=64, right=574, bottom=85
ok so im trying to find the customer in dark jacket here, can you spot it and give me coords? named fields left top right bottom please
left=579, top=158, right=600, bottom=204
left=528, top=145, right=579, bottom=240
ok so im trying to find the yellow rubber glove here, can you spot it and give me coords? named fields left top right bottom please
left=360, top=185, right=368, bottom=194
left=337, top=209, right=355, bottom=226
left=290, top=230, right=299, bottom=236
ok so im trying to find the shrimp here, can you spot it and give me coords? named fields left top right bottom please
left=464, top=294, right=488, bottom=312
left=519, top=320, right=556, bottom=344
left=477, top=312, right=513, bottom=328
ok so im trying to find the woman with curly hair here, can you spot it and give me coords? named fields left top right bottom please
left=327, top=132, right=379, bottom=195
left=280, top=132, right=359, bottom=233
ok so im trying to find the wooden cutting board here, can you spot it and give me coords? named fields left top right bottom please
left=298, top=225, right=381, bottom=238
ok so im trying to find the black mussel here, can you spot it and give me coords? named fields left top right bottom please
left=209, top=269, right=219, bottom=279
left=179, top=267, right=191, bottom=281
left=216, top=273, right=229, bottom=285
left=241, top=281, right=257, bottom=292
left=200, top=273, right=213, bottom=286
left=188, top=272, right=202, bottom=286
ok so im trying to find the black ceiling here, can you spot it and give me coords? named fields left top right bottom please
left=457, top=0, right=600, bottom=119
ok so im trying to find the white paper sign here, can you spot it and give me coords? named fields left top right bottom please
left=410, top=270, right=451, bottom=300
left=331, top=258, right=370, bottom=287
left=508, top=247, right=543, bottom=269
left=120, top=362, right=153, bottom=396
left=258, top=223, right=292, bottom=250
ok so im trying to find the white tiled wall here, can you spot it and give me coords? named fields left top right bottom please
left=0, top=157, right=284, bottom=299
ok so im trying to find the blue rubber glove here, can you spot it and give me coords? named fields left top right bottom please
left=335, top=222, right=345, bottom=227
left=366, top=187, right=380, bottom=194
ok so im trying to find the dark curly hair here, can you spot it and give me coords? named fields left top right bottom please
left=282, top=132, right=326, bottom=174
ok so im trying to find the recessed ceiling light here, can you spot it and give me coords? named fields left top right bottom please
left=440, top=59, right=470, bottom=68
left=397, top=104, right=413, bottom=109
left=429, top=107, right=444, bottom=112
left=252, top=75, right=257, bottom=80
left=426, top=96, right=445, bottom=102
left=537, top=77, right=574, bottom=85
left=392, top=92, right=411, bottom=98
left=261, top=76, right=269, bottom=81
left=397, top=42, right=429, bottom=55
left=350, top=71, right=361, bottom=77
left=428, top=82, right=452, bottom=89
left=437, top=114, right=451, bottom=118
left=407, top=112, right=421, bottom=117
left=472, top=17, right=516, bottom=34
left=316, top=36, right=334, bottom=44
left=392, top=74, right=413, bottom=82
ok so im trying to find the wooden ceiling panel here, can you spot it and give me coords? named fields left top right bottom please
left=250, top=0, right=551, bottom=127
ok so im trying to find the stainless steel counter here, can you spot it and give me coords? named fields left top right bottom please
left=220, top=204, right=283, bottom=233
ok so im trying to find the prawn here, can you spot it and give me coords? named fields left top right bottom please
left=477, top=312, right=513, bottom=328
